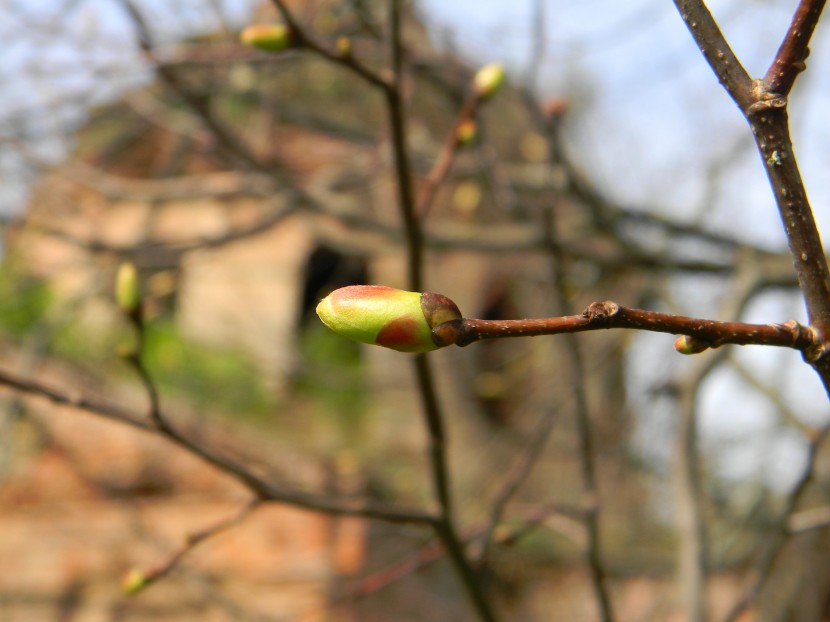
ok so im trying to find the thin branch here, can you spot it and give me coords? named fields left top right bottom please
left=668, top=259, right=767, bottom=622
left=0, top=364, right=434, bottom=524
left=541, top=153, right=614, bottom=620
left=432, top=301, right=816, bottom=352
left=671, top=0, right=754, bottom=109
left=0, top=366, right=152, bottom=433
left=416, top=95, right=477, bottom=218
left=383, top=2, right=497, bottom=621
left=333, top=504, right=559, bottom=606
left=384, top=0, right=422, bottom=292
left=763, top=0, right=826, bottom=96
left=475, top=407, right=558, bottom=565
left=723, top=423, right=830, bottom=621
left=672, top=1, right=830, bottom=384
left=127, top=499, right=261, bottom=593
left=788, top=505, right=830, bottom=534
left=266, top=0, right=389, bottom=89
left=120, top=0, right=271, bottom=173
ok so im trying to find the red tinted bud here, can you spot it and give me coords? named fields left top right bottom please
left=316, top=285, right=462, bottom=352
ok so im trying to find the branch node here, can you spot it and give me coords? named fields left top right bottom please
left=747, top=80, right=788, bottom=114
left=583, top=301, right=619, bottom=322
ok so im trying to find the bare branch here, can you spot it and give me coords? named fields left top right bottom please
left=723, top=423, right=830, bottom=621
left=266, top=0, right=389, bottom=89
left=671, top=1, right=754, bottom=109
left=432, top=301, right=816, bottom=352
left=0, top=364, right=434, bottom=524
left=127, top=499, right=260, bottom=593
left=764, top=0, right=827, bottom=96
left=672, top=1, right=830, bottom=388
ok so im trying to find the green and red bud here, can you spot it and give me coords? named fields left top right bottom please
left=316, top=285, right=462, bottom=353
left=473, top=63, right=506, bottom=101
left=240, top=23, right=293, bottom=53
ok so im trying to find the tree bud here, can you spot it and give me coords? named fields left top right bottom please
left=674, top=335, right=711, bottom=355
left=456, top=119, right=477, bottom=145
left=240, top=24, right=293, bottom=53
left=336, top=36, right=352, bottom=57
left=473, top=63, right=506, bottom=101
left=115, top=262, right=141, bottom=316
left=122, top=568, right=148, bottom=595
left=316, top=285, right=462, bottom=353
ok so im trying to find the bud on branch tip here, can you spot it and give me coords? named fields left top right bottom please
left=122, top=568, right=148, bottom=595
left=473, top=63, right=506, bottom=101
left=316, top=285, right=462, bottom=353
left=240, top=23, right=293, bottom=53
left=115, top=262, right=141, bottom=316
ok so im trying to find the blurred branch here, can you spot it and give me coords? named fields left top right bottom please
left=666, top=255, right=774, bottom=621
left=475, top=407, right=559, bottom=565
left=416, top=94, right=477, bottom=218
left=266, top=0, right=389, bottom=89
left=0, top=364, right=434, bottom=524
left=723, top=422, right=830, bottom=621
left=120, top=0, right=272, bottom=172
left=788, top=505, right=830, bottom=534
left=125, top=499, right=260, bottom=594
left=727, top=354, right=812, bottom=435
left=540, top=107, right=615, bottom=622
left=334, top=503, right=566, bottom=606
left=383, top=1, right=497, bottom=620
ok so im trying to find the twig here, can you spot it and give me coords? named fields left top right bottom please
left=763, top=0, right=826, bottom=96
left=382, top=2, right=498, bottom=621
left=334, top=504, right=560, bottom=605
left=723, top=423, right=830, bottom=621
left=384, top=0, right=422, bottom=292
left=540, top=113, right=615, bottom=619
left=416, top=95, right=477, bottom=218
left=0, top=363, right=434, bottom=524
left=475, top=407, right=559, bottom=565
left=432, top=301, right=816, bottom=352
left=788, top=505, right=830, bottom=534
left=120, top=0, right=271, bottom=173
left=667, top=258, right=767, bottom=622
left=0, top=367, right=152, bottom=433
left=673, top=0, right=830, bottom=378
left=672, top=1, right=754, bottom=109
left=266, top=0, right=389, bottom=89
left=128, top=499, right=261, bottom=592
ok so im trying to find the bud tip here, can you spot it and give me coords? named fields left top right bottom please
left=473, top=63, right=506, bottom=100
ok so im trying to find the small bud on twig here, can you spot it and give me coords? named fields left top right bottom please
left=455, top=119, right=477, bottom=145
left=316, top=286, right=462, bottom=352
left=122, top=568, right=148, bottom=595
left=473, top=63, right=506, bottom=101
left=674, top=335, right=711, bottom=355
left=240, top=23, right=293, bottom=53
left=115, top=262, right=142, bottom=319
left=336, top=36, right=352, bottom=57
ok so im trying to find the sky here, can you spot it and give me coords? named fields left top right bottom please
left=1, top=0, right=829, bottom=492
